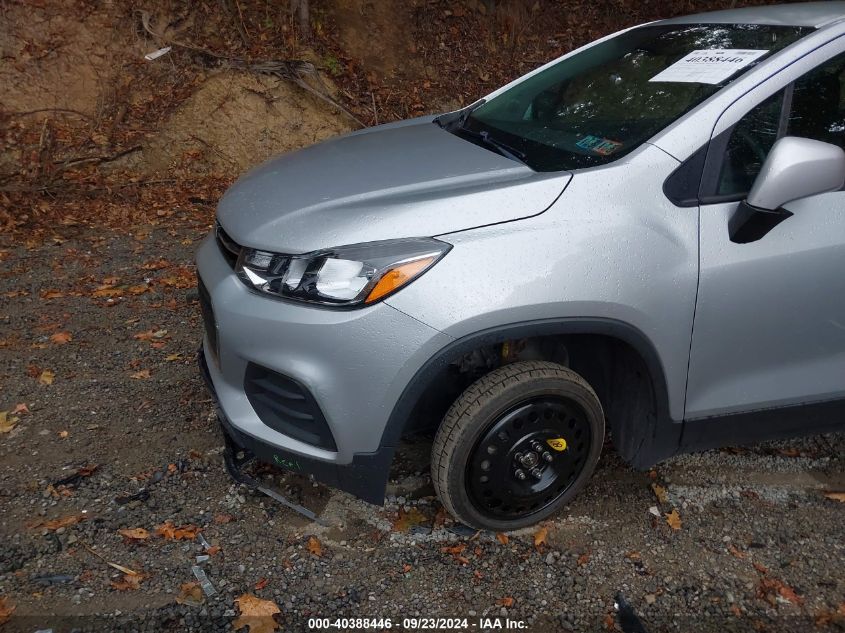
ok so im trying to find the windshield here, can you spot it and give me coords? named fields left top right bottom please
left=452, top=23, right=811, bottom=172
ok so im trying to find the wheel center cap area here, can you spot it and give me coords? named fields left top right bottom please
left=519, top=451, right=539, bottom=468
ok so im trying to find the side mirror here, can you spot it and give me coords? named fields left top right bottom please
left=730, top=136, right=845, bottom=243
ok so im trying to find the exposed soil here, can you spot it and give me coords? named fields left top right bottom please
left=1, top=1, right=843, bottom=632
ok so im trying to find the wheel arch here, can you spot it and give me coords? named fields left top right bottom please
left=380, top=317, right=683, bottom=468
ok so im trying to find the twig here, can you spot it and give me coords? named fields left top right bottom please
left=0, top=177, right=180, bottom=194
left=233, top=0, right=251, bottom=47
left=139, top=9, right=364, bottom=127
left=54, top=145, right=142, bottom=172
left=371, top=92, right=379, bottom=126
left=189, top=134, right=237, bottom=165
left=140, top=10, right=233, bottom=60
left=5, top=108, right=92, bottom=120
left=36, top=119, right=53, bottom=181
left=80, top=541, right=140, bottom=576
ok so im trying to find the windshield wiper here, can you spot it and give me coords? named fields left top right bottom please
left=460, top=127, right=528, bottom=164
left=436, top=100, right=486, bottom=130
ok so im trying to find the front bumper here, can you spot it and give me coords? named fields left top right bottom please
left=195, top=233, right=451, bottom=504
left=199, top=348, right=393, bottom=504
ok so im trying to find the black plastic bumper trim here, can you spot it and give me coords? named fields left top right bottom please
left=198, top=347, right=391, bottom=505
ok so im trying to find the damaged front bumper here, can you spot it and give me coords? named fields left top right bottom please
left=198, top=347, right=393, bottom=506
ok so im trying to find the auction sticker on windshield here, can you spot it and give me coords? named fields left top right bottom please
left=649, top=49, right=768, bottom=84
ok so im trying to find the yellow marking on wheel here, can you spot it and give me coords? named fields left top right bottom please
left=546, top=438, right=567, bottom=451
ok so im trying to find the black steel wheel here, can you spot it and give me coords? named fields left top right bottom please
left=431, top=361, right=604, bottom=531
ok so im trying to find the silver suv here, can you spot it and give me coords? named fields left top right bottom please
left=197, top=2, right=845, bottom=530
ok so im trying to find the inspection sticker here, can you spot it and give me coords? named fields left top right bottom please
left=650, top=49, right=768, bottom=84
left=575, top=135, right=623, bottom=156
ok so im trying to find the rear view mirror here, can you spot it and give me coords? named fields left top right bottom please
left=747, top=136, right=845, bottom=211
left=730, top=136, right=845, bottom=243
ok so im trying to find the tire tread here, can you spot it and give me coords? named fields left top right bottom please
left=431, top=361, right=600, bottom=526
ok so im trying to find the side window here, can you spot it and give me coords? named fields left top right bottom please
left=788, top=52, right=845, bottom=149
left=717, top=91, right=784, bottom=196
left=715, top=51, right=845, bottom=198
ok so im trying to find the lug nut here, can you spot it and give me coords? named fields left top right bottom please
left=514, top=469, right=527, bottom=481
left=542, top=451, right=553, bottom=462
left=530, top=467, right=543, bottom=480
left=514, top=452, right=523, bottom=463
left=530, top=441, right=543, bottom=452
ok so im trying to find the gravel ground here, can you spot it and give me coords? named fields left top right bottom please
left=1, top=221, right=843, bottom=633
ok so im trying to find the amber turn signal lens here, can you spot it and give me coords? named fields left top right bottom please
left=365, top=256, right=436, bottom=304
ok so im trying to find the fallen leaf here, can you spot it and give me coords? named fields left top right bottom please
left=30, top=514, right=86, bottom=530
left=497, top=596, right=515, bottom=608
left=0, top=411, right=19, bottom=434
left=254, top=578, right=269, bottom=590
left=155, top=521, right=200, bottom=540
left=665, top=509, right=682, bottom=530
left=496, top=532, right=509, bottom=545
left=753, top=562, right=769, bottom=575
left=206, top=545, right=221, bottom=556
left=38, top=369, right=55, bottom=385
left=213, top=513, right=234, bottom=525
left=58, top=430, right=69, bottom=439
left=118, top=528, right=151, bottom=541
left=130, top=369, right=151, bottom=379
left=651, top=483, right=668, bottom=504
left=92, top=284, right=125, bottom=298
left=815, top=603, right=845, bottom=627
left=402, top=563, right=412, bottom=573
left=176, top=582, right=204, bottom=606
left=11, top=403, right=29, bottom=415
left=757, top=576, right=803, bottom=606
left=128, top=285, right=150, bottom=295
left=0, top=596, right=15, bottom=625
left=533, top=526, right=548, bottom=549
left=111, top=573, right=144, bottom=591
left=727, top=545, right=746, bottom=559
left=133, top=329, right=168, bottom=342
left=234, top=594, right=281, bottom=633
left=777, top=582, right=803, bottom=605
left=165, top=353, right=183, bottom=362
left=432, top=506, right=448, bottom=528
left=392, top=507, right=427, bottom=532
left=440, top=543, right=470, bottom=565
left=41, top=290, right=64, bottom=299
left=577, top=551, right=592, bottom=566
left=306, top=535, right=322, bottom=556
left=77, top=464, right=98, bottom=477
left=823, top=491, right=845, bottom=503
left=142, top=258, right=171, bottom=270
left=50, top=331, right=72, bottom=345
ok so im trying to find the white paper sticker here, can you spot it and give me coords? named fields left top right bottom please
left=650, top=49, right=768, bottom=85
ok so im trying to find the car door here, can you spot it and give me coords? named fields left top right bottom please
left=685, top=44, right=845, bottom=422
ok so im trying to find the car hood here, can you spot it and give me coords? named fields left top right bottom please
left=216, top=118, right=570, bottom=253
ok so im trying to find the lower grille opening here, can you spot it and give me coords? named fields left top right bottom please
left=244, top=363, right=337, bottom=451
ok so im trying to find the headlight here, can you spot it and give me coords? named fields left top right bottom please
left=236, top=238, right=451, bottom=307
